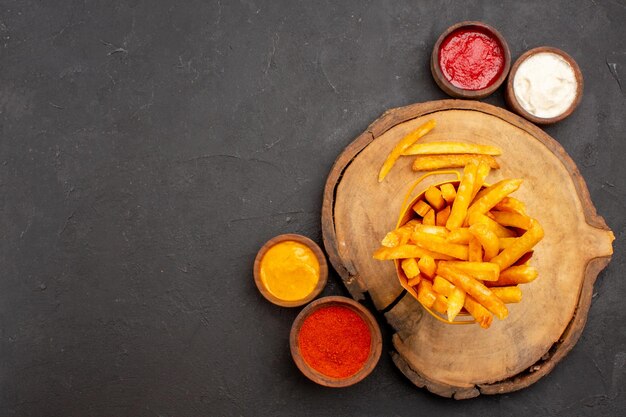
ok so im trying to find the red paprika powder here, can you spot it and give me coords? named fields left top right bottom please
left=297, top=305, right=371, bottom=379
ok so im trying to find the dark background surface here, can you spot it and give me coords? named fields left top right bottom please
left=1, top=0, right=624, bottom=416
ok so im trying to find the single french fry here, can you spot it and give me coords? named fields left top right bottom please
left=491, top=211, right=533, bottom=230
left=381, top=220, right=421, bottom=247
left=407, top=275, right=421, bottom=287
left=491, top=220, right=544, bottom=270
left=378, top=119, right=436, bottom=182
left=413, top=224, right=449, bottom=238
left=411, top=231, right=469, bottom=260
left=403, top=142, right=502, bottom=156
left=425, top=186, right=446, bottom=210
left=498, top=237, right=517, bottom=250
left=468, top=236, right=483, bottom=262
left=466, top=179, right=523, bottom=219
left=469, top=223, right=500, bottom=261
left=412, top=200, right=432, bottom=217
left=446, top=162, right=478, bottom=230
left=447, top=286, right=466, bottom=321
left=433, top=275, right=456, bottom=296
left=464, top=295, right=493, bottom=329
left=381, top=231, right=400, bottom=248
left=487, top=265, right=538, bottom=286
left=437, top=263, right=508, bottom=320
left=412, top=154, right=500, bottom=171
left=471, top=161, right=491, bottom=201
left=401, top=258, right=420, bottom=279
left=416, top=279, right=437, bottom=308
left=439, top=261, right=500, bottom=281
left=440, top=183, right=457, bottom=205
left=432, top=294, right=449, bottom=314
left=436, top=206, right=451, bottom=227
left=423, top=209, right=436, bottom=225
left=490, top=286, right=522, bottom=303
left=468, top=212, right=517, bottom=238
left=373, top=245, right=454, bottom=260
left=418, top=255, right=437, bottom=279
left=447, top=228, right=473, bottom=244
left=494, top=197, right=527, bottom=215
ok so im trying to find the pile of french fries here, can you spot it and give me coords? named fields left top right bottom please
left=374, top=121, right=544, bottom=329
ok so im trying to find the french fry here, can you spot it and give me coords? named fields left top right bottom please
left=469, top=222, right=500, bottom=261
left=464, top=295, right=493, bottom=329
left=447, top=286, right=466, bottom=322
left=491, top=286, right=522, bottom=303
left=378, top=119, right=436, bottom=182
left=437, top=263, right=508, bottom=320
left=490, top=211, right=533, bottom=230
left=407, top=275, right=421, bottom=287
left=411, top=231, right=469, bottom=260
left=413, top=224, right=449, bottom=238
left=446, top=162, right=478, bottom=230
left=498, top=237, right=517, bottom=250
left=373, top=245, right=454, bottom=260
left=491, top=220, right=544, bottom=270
left=432, top=276, right=465, bottom=321
left=381, top=220, right=421, bottom=247
left=447, top=228, right=472, bottom=244
left=417, top=255, right=437, bottom=279
left=423, top=209, right=436, bottom=225
left=416, top=279, right=437, bottom=308
left=471, top=161, right=491, bottom=201
left=468, top=212, right=517, bottom=238
left=433, top=275, right=455, bottom=296
left=466, top=179, right=523, bottom=219
left=412, top=154, right=500, bottom=171
left=401, top=258, right=420, bottom=279
left=494, top=197, right=527, bottom=215
left=412, top=200, right=432, bottom=217
left=381, top=231, right=400, bottom=248
left=440, top=183, right=457, bottom=205
left=432, top=294, right=449, bottom=314
left=425, top=186, right=446, bottom=210
left=487, top=265, right=538, bottom=286
left=403, top=142, right=502, bottom=156
left=468, top=236, right=483, bottom=262
left=438, top=261, right=500, bottom=281
left=436, top=206, right=451, bottom=227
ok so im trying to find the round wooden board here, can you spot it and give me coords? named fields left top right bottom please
left=321, top=100, right=614, bottom=399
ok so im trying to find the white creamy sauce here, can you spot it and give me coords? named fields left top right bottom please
left=513, top=52, right=577, bottom=119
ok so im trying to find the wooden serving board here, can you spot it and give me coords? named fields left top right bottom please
left=321, top=100, right=614, bottom=399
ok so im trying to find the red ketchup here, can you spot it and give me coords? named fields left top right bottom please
left=438, top=27, right=504, bottom=91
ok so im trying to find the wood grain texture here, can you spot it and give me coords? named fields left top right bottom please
left=321, top=99, right=614, bottom=398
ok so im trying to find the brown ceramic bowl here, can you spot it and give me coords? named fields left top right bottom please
left=506, top=46, right=583, bottom=125
left=290, top=296, right=382, bottom=387
left=253, top=234, right=328, bottom=307
left=431, top=21, right=511, bottom=99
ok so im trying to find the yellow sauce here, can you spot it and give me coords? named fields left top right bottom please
left=260, top=241, right=320, bottom=301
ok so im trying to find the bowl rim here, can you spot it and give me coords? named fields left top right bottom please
left=289, top=296, right=383, bottom=387
left=431, top=21, right=511, bottom=99
left=253, top=233, right=328, bottom=307
left=505, top=46, right=584, bottom=125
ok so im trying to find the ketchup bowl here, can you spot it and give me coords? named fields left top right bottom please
left=431, top=21, right=511, bottom=99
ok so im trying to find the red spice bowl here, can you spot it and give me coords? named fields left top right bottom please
left=431, top=21, right=511, bottom=99
left=289, top=296, right=382, bottom=388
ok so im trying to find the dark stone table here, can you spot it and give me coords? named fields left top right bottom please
left=1, top=1, right=624, bottom=416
